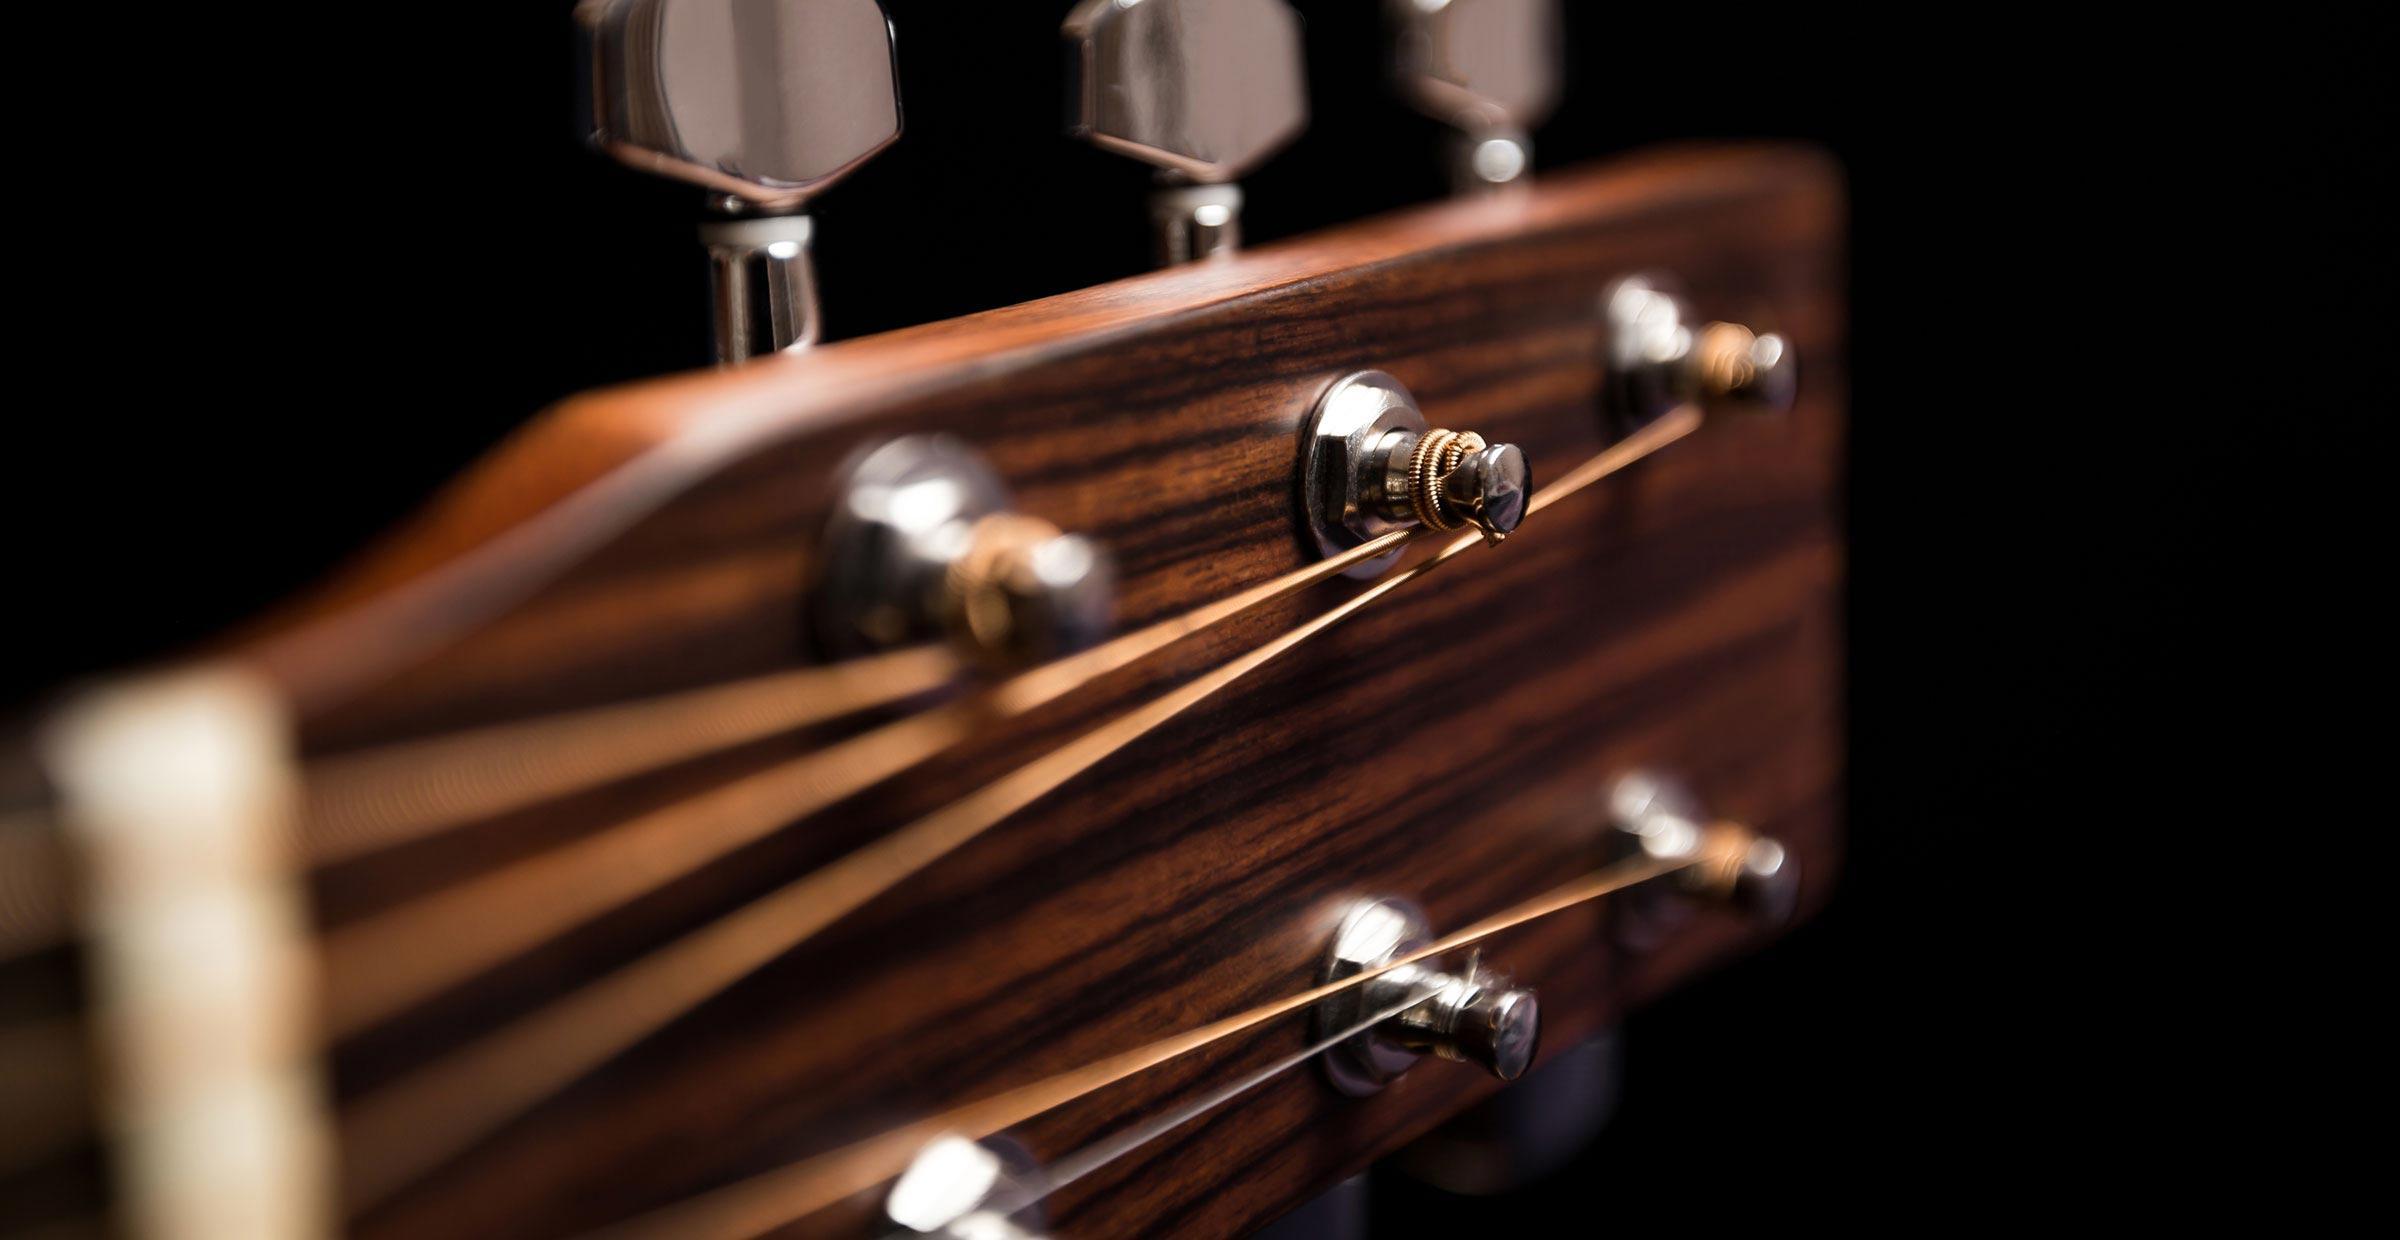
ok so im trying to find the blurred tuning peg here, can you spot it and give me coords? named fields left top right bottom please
left=819, top=437, right=1116, bottom=670
left=1317, top=898, right=1542, bottom=1096
left=1064, top=0, right=1309, bottom=264
left=1602, top=275, right=1799, bottom=426
left=1607, top=771, right=1800, bottom=941
left=578, top=0, right=903, bottom=364
left=1386, top=0, right=1563, bottom=195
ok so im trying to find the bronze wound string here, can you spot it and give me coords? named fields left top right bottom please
left=320, top=408, right=1702, bottom=1042
left=303, top=518, right=1422, bottom=870
left=319, top=512, right=1435, bottom=1043
left=300, top=646, right=960, bottom=865
left=333, top=407, right=1708, bottom=1208
left=606, top=852, right=1694, bottom=1240
left=338, top=527, right=1485, bottom=1210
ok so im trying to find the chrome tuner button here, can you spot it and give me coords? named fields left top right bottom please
left=884, top=1135, right=1050, bottom=1239
left=1387, top=0, right=1563, bottom=195
left=1316, top=898, right=1543, bottom=1096
left=1423, top=973, right=1542, bottom=1081
left=578, top=0, right=903, bottom=363
left=1601, top=275, right=1799, bottom=426
left=1607, top=771, right=1801, bottom=938
left=1302, top=371, right=1533, bottom=577
left=819, top=437, right=1115, bottom=670
left=1064, top=0, right=1309, bottom=264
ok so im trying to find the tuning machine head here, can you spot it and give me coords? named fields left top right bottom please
left=819, top=436, right=1115, bottom=672
left=1607, top=772, right=1799, bottom=943
left=578, top=0, right=903, bottom=362
left=1317, top=898, right=1542, bottom=1095
left=1387, top=0, right=1563, bottom=194
left=1602, top=275, right=1799, bottom=427
left=1064, top=0, right=1310, bottom=263
left=1301, top=371, right=1533, bottom=577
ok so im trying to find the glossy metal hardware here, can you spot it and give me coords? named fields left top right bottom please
left=1607, top=770, right=1799, bottom=945
left=1149, top=182, right=1246, bottom=267
left=819, top=437, right=1114, bottom=669
left=698, top=207, right=822, bottom=359
left=884, top=1135, right=1049, bottom=1239
left=579, top=0, right=903, bottom=362
left=1316, top=898, right=1542, bottom=1096
left=1602, top=275, right=1799, bottom=426
left=1302, top=371, right=1532, bottom=577
left=1064, top=0, right=1308, bottom=263
left=1388, top=0, right=1563, bottom=194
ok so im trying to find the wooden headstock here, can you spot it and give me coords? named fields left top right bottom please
left=1, top=137, right=1842, bottom=1238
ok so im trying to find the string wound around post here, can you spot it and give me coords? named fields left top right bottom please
left=1301, top=370, right=1533, bottom=577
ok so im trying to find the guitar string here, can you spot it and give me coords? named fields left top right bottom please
left=316, top=407, right=1702, bottom=1043
left=0, top=409, right=1702, bottom=978
left=333, top=409, right=1704, bottom=1212
left=299, top=646, right=959, bottom=866
left=605, top=852, right=1697, bottom=1240
left=314, top=526, right=1428, bottom=1040
left=998, top=985, right=1441, bottom=1212
left=868, top=987, right=1438, bottom=1235
left=302, top=513, right=1422, bottom=870
left=337, top=519, right=1485, bottom=1209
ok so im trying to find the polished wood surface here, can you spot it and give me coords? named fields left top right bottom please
left=5, top=143, right=1844, bottom=1238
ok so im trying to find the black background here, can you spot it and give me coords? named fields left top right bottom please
left=8, top=1, right=2390, bottom=1230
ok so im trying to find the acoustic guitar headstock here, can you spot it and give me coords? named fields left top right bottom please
left=0, top=3, right=1843, bottom=1237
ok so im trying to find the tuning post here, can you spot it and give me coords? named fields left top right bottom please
left=1387, top=0, right=1563, bottom=195
left=1317, top=898, right=1542, bottom=1096
left=1064, top=0, right=1309, bottom=264
left=819, top=437, right=1115, bottom=671
left=1608, top=771, right=1799, bottom=936
left=1302, top=370, right=1531, bottom=577
left=1602, top=275, right=1799, bottom=427
left=579, top=0, right=903, bottom=364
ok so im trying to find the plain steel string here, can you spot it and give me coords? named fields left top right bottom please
left=987, top=985, right=1442, bottom=1215
left=336, top=408, right=1707, bottom=1210
left=605, top=851, right=1701, bottom=1240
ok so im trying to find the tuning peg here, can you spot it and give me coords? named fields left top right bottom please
left=1302, top=370, right=1533, bottom=577
left=1064, top=0, right=1309, bottom=264
left=578, top=0, right=903, bottom=364
left=1318, top=898, right=1543, bottom=1096
left=1601, top=275, right=1799, bottom=426
left=1607, top=771, right=1799, bottom=929
left=818, top=436, right=1115, bottom=671
left=1386, top=0, right=1563, bottom=194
